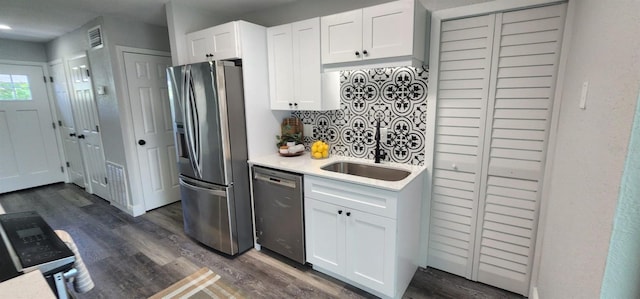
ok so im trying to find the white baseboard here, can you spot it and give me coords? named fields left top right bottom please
left=531, top=286, right=540, bottom=299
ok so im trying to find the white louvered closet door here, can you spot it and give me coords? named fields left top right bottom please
left=473, top=4, right=566, bottom=295
left=429, top=3, right=566, bottom=296
left=427, top=14, right=495, bottom=278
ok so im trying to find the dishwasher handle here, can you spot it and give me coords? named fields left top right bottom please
left=254, top=172, right=297, bottom=189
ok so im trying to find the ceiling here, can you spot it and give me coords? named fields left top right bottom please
left=0, top=0, right=296, bottom=42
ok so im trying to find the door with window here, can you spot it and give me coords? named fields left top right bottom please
left=67, top=56, right=109, bottom=200
left=50, top=61, right=86, bottom=187
left=0, top=64, right=64, bottom=193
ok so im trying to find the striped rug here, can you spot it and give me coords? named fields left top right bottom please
left=149, top=268, right=244, bottom=299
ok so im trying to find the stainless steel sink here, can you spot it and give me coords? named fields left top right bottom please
left=321, top=161, right=411, bottom=181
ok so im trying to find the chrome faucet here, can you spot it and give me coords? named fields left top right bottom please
left=374, top=119, right=382, bottom=163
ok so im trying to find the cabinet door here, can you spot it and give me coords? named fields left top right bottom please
left=345, top=210, right=396, bottom=297
left=210, top=22, right=241, bottom=60
left=267, top=24, right=294, bottom=110
left=362, top=0, right=414, bottom=60
left=292, top=18, right=321, bottom=110
left=321, top=9, right=363, bottom=64
left=305, top=199, right=346, bottom=275
left=186, top=29, right=213, bottom=64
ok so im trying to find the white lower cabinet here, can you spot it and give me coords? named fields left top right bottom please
left=304, top=175, right=422, bottom=298
left=306, top=199, right=396, bottom=295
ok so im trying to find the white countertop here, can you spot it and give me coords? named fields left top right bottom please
left=0, top=270, right=57, bottom=299
left=248, top=152, right=427, bottom=191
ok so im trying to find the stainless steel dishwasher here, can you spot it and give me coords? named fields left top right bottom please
left=252, top=166, right=305, bottom=264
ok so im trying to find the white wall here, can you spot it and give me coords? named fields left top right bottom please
left=0, top=39, right=48, bottom=62
left=534, top=1, right=640, bottom=297
left=165, top=1, right=230, bottom=66
left=99, top=15, right=171, bottom=167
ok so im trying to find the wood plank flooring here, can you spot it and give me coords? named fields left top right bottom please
left=0, top=183, right=525, bottom=299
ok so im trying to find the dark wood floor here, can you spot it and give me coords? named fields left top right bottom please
left=0, top=183, right=525, bottom=299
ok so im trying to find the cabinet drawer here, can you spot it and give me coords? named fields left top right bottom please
left=305, top=175, right=397, bottom=219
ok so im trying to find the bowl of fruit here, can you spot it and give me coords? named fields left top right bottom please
left=311, top=140, right=330, bottom=159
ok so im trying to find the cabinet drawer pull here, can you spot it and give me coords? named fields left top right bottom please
left=338, top=210, right=343, bottom=214
left=346, top=212, right=351, bottom=216
left=355, top=51, right=360, bottom=56
left=363, top=50, right=368, bottom=55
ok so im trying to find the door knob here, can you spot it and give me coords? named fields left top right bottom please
left=77, top=134, right=85, bottom=139
left=69, top=133, right=76, bottom=137
left=138, top=139, right=146, bottom=146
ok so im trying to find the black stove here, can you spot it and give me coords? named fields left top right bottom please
left=0, top=211, right=75, bottom=282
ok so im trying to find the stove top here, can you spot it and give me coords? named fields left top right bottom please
left=0, top=211, right=74, bottom=279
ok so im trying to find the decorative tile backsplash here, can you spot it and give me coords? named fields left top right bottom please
left=292, top=66, right=429, bottom=165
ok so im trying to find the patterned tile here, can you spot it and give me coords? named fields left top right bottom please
left=292, top=66, right=429, bottom=165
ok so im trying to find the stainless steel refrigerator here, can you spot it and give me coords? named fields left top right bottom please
left=166, top=60, right=252, bottom=256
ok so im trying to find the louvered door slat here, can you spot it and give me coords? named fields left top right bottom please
left=429, top=13, right=495, bottom=279
left=500, top=30, right=559, bottom=47
left=472, top=3, right=566, bottom=295
left=480, top=246, right=529, bottom=265
left=440, top=69, right=486, bottom=80
left=494, top=98, right=550, bottom=109
left=498, top=54, right=557, bottom=67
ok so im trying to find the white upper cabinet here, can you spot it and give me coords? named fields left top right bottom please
left=321, top=0, right=428, bottom=68
left=267, top=24, right=294, bottom=109
left=186, top=22, right=241, bottom=63
left=320, top=10, right=363, bottom=64
left=267, top=18, right=340, bottom=111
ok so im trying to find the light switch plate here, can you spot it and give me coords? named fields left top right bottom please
left=303, top=123, right=313, bottom=138
left=579, top=81, right=589, bottom=109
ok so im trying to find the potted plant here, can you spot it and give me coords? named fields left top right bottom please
left=276, top=130, right=303, bottom=148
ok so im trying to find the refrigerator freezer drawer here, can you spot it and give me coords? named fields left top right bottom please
left=179, top=176, right=238, bottom=255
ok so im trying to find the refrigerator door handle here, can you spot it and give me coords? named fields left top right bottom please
left=179, top=177, right=227, bottom=197
left=183, top=66, right=202, bottom=178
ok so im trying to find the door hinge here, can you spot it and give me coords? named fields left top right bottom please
left=58, top=120, right=62, bottom=126
left=104, top=177, right=108, bottom=184
left=66, top=162, right=70, bottom=167
left=49, top=76, right=54, bottom=83
left=60, top=166, right=64, bottom=173
left=52, top=122, right=56, bottom=129
left=95, top=125, right=100, bottom=132
left=86, top=69, right=90, bottom=77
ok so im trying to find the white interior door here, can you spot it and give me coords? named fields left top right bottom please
left=473, top=4, right=566, bottom=295
left=68, top=55, right=109, bottom=200
left=50, top=61, right=86, bottom=187
left=123, top=52, right=179, bottom=210
left=428, top=14, right=496, bottom=278
left=429, top=3, right=566, bottom=296
left=0, top=63, right=64, bottom=193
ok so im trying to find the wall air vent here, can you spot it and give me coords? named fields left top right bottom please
left=88, top=25, right=104, bottom=49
